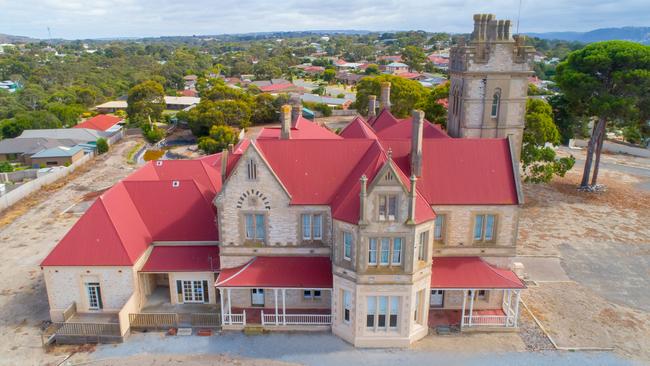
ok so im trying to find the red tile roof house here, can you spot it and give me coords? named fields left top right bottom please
left=40, top=82, right=525, bottom=347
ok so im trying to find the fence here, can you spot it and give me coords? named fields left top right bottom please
left=62, top=302, right=77, bottom=322
left=0, top=153, right=92, bottom=212
left=223, top=311, right=246, bottom=326
left=462, top=315, right=508, bottom=327
left=191, top=313, right=221, bottom=327
left=331, top=109, right=357, bottom=117
left=261, top=312, right=331, bottom=326
left=129, top=313, right=178, bottom=329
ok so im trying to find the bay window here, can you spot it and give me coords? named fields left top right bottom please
left=366, top=296, right=400, bottom=331
left=368, top=237, right=404, bottom=267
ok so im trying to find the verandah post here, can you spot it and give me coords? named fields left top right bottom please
left=274, top=289, right=279, bottom=326
left=282, top=289, right=286, bottom=325
left=460, top=290, right=467, bottom=328
left=468, top=289, right=475, bottom=327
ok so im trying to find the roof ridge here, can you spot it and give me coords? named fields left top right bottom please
left=96, top=191, right=145, bottom=263
left=480, top=257, right=522, bottom=287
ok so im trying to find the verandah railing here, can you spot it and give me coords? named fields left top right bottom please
left=261, top=311, right=331, bottom=326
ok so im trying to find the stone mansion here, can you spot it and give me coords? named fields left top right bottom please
left=40, top=14, right=535, bottom=347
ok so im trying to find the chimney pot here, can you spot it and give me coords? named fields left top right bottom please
left=368, top=95, right=378, bottom=118
left=379, top=82, right=391, bottom=110
left=411, top=110, right=424, bottom=177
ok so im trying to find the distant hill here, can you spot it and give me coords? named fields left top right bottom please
left=527, top=27, right=650, bottom=44
left=0, top=33, right=38, bottom=43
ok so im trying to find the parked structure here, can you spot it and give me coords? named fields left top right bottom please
left=40, top=14, right=530, bottom=348
left=30, top=145, right=85, bottom=167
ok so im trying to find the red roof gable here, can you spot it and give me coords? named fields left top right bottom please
left=431, top=257, right=524, bottom=289
left=141, top=245, right=220, bottom=272
left=216, top=256, right=333, bottom=288
left=74, top=115, right=122, bottom=131
left=258, top=83, right=296, bottom=92
left=369, top=108, right=400, bottom=131
left=339, top=116, right=378, bottom=139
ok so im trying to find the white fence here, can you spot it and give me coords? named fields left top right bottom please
left=261, top=311, right=331, bottom=326
left=223, top=311, right=246, bottom=326
left=462, top=315, right=509, bottom=327
left=0, top=153, right=92, bottom=212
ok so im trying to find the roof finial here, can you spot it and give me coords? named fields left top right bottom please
left=387, top=147, right=393, bottom=160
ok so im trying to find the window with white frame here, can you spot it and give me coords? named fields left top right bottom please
left=434, top=214, right=446, bottom=242
left=244, top=213, right=266, bottom=241
left=303, top=289, right=322, bottom=300
left=473, top=214, right=497, bottom=242
left=378, top=194, right=397, bottom=221
left=343, top=290, right=351, bottom=323
left=343, top=231, right=353, bottom=260
left=367, top=296, right=399, bottom=330
left=301, top=213, right=323, bottom=241
left=369, top=237, right=403, bottom=266
left=247, top=159, right=257, bottom=180
left=417, top=231, right=428, bottom=261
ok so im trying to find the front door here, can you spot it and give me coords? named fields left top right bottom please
left=182, top=280, right=205, bottom=303
left=251, top=288, right=265, bottom=306
left=85, top=282, right=103, bottom=310
left=430, top=289, right=444, bottom=307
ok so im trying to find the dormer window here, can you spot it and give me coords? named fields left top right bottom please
left=247, top=159, right=257, bottom=180
left=378, top=194, right=397, bottom=221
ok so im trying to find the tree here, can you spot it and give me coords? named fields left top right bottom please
left=197, top=125, right=239, bottom=154
left=555, top=41, right=650, bottom=188
left=422, top=81, right=449, bottom=126
left=402, top=45, right=427, bottom=72
left=364, top=64, right=380, bottom=75
left=0, top=161, right=14, bottom=172
left=141, top=123, right=165, bottom=143
left=322, top=69, right=336, bottom=83
left=126, top=80, right=165, bottom=125
left=355, top=74, right=429, bottom=117
left=251, top=93, right=277, bottom=124
left=253, top=61, right=282, bottom=80
left=521, top=99, right=575, bottom=183
left=96, top=138, right=109, bottom=154
left=18, top=84, right=47, bottom=111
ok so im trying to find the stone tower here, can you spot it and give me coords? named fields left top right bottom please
left=447, top=14, right=535, bottom=158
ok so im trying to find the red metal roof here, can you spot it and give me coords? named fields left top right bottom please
left=431, top=257, right=525, bottom=289
left=215, top=256, right=333, bottom=288
left=257, top=116, right=341, bottom=140
left=258, top=83, right=296, bottom=92
left=73, top=115, right=122, bottom=131
left=339, top=116, right=378, bottom=139
left=368, top=108, right=400, bottom=131
left=376, top=118, right=450, bottom=139
left=140, top=245, right=220, bottom=272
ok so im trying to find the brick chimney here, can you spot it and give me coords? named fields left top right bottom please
left=367, top=95, right=378, bottom=118
left=410, top=110, right=424, bottom=177
left=280, top=104, right=291, bottom=140
left=379, top=82, right=391, bottom=110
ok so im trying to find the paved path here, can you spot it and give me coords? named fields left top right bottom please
left=515, top=256, right=571, bottom=282
left=86, top=332, right=636, bottom=366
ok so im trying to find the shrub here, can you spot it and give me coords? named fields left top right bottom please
left=314, top=103, right=332, bottom=117
left=0, top=161, right=13, bottom=172
left=96, top=138, right=109, bottom=154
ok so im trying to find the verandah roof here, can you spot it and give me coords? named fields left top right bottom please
left=215, top=256, right=333, bottom=288
left=431, top=257, right=525, bottom=289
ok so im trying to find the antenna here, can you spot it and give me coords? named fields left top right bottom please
left=516, top=0, right=523, bottom=34
left=47, top=26, right=52, bottom=39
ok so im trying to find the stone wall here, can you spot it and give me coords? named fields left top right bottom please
left=224, top=288, right=332, bottom=309
left=431, top=204, right=518, bottom=257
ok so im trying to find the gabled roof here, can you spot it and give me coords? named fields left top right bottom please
left=74, top=115, right=122, bottom=131
left=0, top=137, right=78, bottom=155
left=140, top=245, right=220, bottom=272
left=431, top=257, right=525, bottom=289
left=368, top=108, right=400, bottom=131
left=18, top=128, right=109, bottom=143
left=339, top=116, right=378, bottom=139
left=215, top=256, right=333, bottom=288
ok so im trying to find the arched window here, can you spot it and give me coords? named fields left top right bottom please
left=491, top=89, right=501, bottom=118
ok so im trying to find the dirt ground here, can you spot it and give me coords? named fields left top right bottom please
left=518, top=148, right=650, bottom=363
left=0, top=138, right=141, bottom=366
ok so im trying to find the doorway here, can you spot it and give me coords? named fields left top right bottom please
left=430, top=289, right=444, bottom=307
left=251, top=288, right=265, bottom=306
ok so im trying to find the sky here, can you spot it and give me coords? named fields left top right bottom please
left=0, top=0, right=647, bottom=40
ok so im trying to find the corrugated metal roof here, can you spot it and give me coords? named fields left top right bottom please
left=431, top=257, right=525, bottom=289
left=216, top=256, right=333, bottom=288
left=140, top=245, right=219, bottom=272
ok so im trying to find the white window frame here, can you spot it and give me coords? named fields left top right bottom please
left=417, top=231, right=428, bottom=261
left=378, top=194, right=398, bottom=221
left=368, top=238, right=378, bottom=265
left=85, top=282, right=102, bottom=310
left=368, top=237, right=404, bottom=267
left=391, top=238, right=402, bottom=265
left=343, top=231, right=352, bottom=261
left=181, top=280, right=205, bottom=304
left=343, top=290, right=351, bottom=324
left=303, top=289, right=322, bottom=300
left=366, top=296, right=400, bottom=331
left=434, top=214, right=446, bottom=242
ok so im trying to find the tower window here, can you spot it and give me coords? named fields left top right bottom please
left=491, top=89, right=501, bottom=118
left=247, top=159, right=257, bottom=180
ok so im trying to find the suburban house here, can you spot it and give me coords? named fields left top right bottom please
left=40, top=13, right=533, bottom=348
left=385, top=62, right=410, bottom=75
left=74, top=114, right=124, bottom=134
left=296, top=93, right=354, bottom=110
left=0, top=137, right=79, bottom=165
left=94, top=97, right=200, bottom=113
left=250, top=79, right=304, bottom=94
left=29, top=145, right=85, bottom=167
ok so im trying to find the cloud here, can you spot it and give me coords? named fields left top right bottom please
left=0, top=0, right=647, bottom=39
